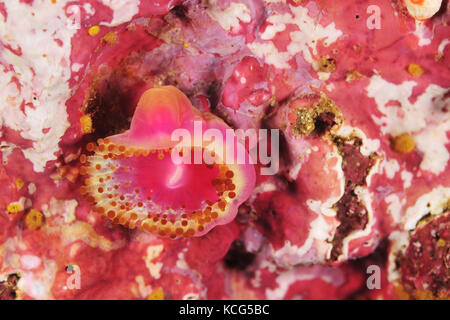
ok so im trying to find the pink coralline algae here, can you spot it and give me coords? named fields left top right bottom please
left=0, top=0, right=449, bottom=301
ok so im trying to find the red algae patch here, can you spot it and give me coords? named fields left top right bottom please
left=330, top=137, right=376, bottom=261
left=80, top=86, right=255, bottom=238
left=398, top=212, right=450, bottom=299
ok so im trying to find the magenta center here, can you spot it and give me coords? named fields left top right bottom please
left=112, top=149, right=220, bottom=212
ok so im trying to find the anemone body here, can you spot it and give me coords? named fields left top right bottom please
left=80, top=86, right=255, bottom=238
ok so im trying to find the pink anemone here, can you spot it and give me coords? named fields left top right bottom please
left=80, top=86, right=255, bottom=239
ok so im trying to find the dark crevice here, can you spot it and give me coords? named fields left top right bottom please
left=311, top=111, right=336, bottom=137
left=84, top=77, right=135, bottom=139
left=224, top=240, right=256, bottom=271
left=0, top=273, right=20, bottom=300
left=206, top=80, right=221, bottom=113
left=171, top=4, right=191, bottom=24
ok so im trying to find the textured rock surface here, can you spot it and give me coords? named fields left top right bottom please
left=0, top=0, right=448, bottom=299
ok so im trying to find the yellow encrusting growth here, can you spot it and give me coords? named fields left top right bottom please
left=15, top=178, right=24, bottom=190
left=393, top=281, right=411, bottom=300
left=80, top=115, right=93, bottom=134
left=88, top=25, right=100, bottom=36
left=7, top=202, right=22, bottom=214
left=408, top=63, right=424, bottom=77
left=292, top=93, right=342, bottom=136
left=413, top=289, right=439, bottom=300
left=391, top=133, right=415, bottom=154
left=103, top=31, right=118, bottom=45
left=317, top=56, right=336, bottom=73
left=346, top=70, right=363, bottom=82
left=147, top=288, right=165, bottom=300
left=25, top=209, right=45, bottom=230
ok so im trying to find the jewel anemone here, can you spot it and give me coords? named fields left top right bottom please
left=79, top=86, right=255, bottom=239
